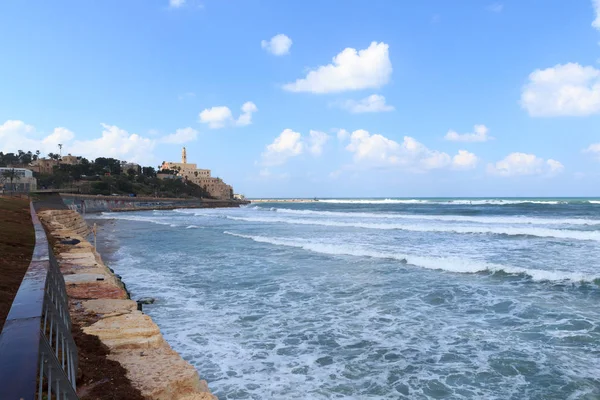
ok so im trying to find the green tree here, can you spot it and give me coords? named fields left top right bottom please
left=1, top=168, right=20, bottom=191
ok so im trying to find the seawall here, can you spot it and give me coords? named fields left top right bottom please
left=61, top=194, right=248, bottom=213
left=38, top=209, right=217, bottom=400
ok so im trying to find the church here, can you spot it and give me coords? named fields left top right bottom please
left=160, top=147, right=233, bottom=200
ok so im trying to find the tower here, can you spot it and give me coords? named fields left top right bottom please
left=182, top=147, right=187, bottom=164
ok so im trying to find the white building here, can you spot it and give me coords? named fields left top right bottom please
left=0, top=167, right=37, bottom=192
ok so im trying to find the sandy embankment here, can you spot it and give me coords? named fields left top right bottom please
left=38, top=209, right=217, bottom=400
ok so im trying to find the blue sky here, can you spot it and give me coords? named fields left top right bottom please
left=1, top=0, right=599, bottom=197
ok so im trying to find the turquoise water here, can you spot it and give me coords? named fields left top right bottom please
left=96, top=198, right=600, bottom=399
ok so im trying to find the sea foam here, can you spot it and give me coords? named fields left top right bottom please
left=224, top=231, right=598, bottom=283
left=268, top=207, right=600, bottom=226
left=225, top=216, right=600, bottom=242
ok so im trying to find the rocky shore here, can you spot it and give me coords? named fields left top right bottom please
left=38, top=209, right=217, bottom=400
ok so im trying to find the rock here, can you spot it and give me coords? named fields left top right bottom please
left=60, top=238, right=81, bottom=245
left=67, top=282, right=128, bottom=300
left=83, top=312, right=165, bottom=350
left=137, top=297, right=155, bottom=305
left=109, top=345, right=217, bottom=400
left=81, top=299, right=138, bottom=317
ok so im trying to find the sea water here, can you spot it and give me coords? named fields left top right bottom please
left=94, top=198, right=600, bottom=399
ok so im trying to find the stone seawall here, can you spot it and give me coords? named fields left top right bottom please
left=61, top=194, right=248, bottom=213
left=38, top=209, right=217, bottom=400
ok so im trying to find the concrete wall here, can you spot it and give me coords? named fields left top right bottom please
left=61, top=194, right=248, bottom=213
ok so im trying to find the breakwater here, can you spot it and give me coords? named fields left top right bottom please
left=38, top=209, right=217, bottom=399
left=61, top=194, right=248, bottom=213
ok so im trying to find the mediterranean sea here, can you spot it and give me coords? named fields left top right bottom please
left=94, top=198, right=600, bottom=399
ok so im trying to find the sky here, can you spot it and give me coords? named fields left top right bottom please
left=1, top=0, right=599, bottom=198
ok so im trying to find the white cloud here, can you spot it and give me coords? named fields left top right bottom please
left=336, top=129, right=350, bottom=141
left=160, top=127, right=198, bottom=144
left=487, top=152, right=564, bottom=176
left=583, top=142, right=600, bottom=159
left=308, top=130, right=330, bottom=156
left=198, top=101, right=258, bottom=129
left=488, top=3, right=503, bottom=12
left=452, top=150, right=479, bottom=169
left=169, top=0, right=185, bottom=8
left=593, top=0, right=600, bottom=30
left=332, top=129, right=350, bottom=142
left=520, top=63, right=600, bottom=117
left=0, top=119, right=194, bottom=166
left=198, top=106, right=233, bottom=129
left=261, top=34, right=292, bottom=56
left=72, top=124, right=157, bottom=165
left=445, top=124, right=492, bottom=142
left=344, top=129, right=473, bottom=172
left=261, top=129, right=304, bottom=166
left=237, top=101, right=258, bottom=126
left=339, top=94, right=394, bottom=113
left=0, top=120, right=74, bottom=156
left=283, top=42, right=392, bottom=93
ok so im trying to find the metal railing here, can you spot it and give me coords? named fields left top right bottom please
left=0, top=203, right=79, bottom=400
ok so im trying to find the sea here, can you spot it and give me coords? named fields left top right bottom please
left=93, top=198, right=600, bottom=399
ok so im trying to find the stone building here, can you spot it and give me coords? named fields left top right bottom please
left=120, top=161, right=141, bottom=174
left=29, top=158, right=58, bottom=174
left=160, top=147, right=233, bottom=200
left=0, top=167, right=37, bottom=192
left=61, top=154, right=80, bottom=165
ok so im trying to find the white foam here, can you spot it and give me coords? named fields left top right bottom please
left=95, top=213, right=174, bottom=226
left=224, top=231, right=598, bottom=283
left=225, top=216, right=600, bottom=242
left=317, top=199, right=570, bottom=205
left=269, top=207, right=600, bottom=226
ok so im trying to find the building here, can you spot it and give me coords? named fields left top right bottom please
left=0, top=167, right=37, bottom=192
left=160, top=147, right=233, bottom=200
left=233, top=194, right=245, bottom=200
left=120, top=161, right=141, bottom=174
left=61, top=154, right=80, bottom=165
left=29, top=158, right=58, bottom=174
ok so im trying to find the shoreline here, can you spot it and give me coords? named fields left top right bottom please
left=39, top=209, right=218, bottom=399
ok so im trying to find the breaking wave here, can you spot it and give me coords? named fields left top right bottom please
left=224, top=232, right=598, bottom=283
left=225, top=216, right=600, bottom=242
left=266, top=207, right=600, bottom=226
left=316, top=199, right=581, bottom=205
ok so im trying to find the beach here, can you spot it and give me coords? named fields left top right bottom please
left=90, top=198, right=600, bottom=399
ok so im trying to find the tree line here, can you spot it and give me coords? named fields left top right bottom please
left=0, top=150, right=213, bottom=198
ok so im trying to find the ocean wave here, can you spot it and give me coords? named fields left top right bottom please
left=225, top=216, right=600, bottom=242
left=315, top=199, right=599, bottom=205
left=224, top=232, right=598, bottom=283
left=267, top=207, right=600, bottom=226
left=95, top=213, right=175, bottom=226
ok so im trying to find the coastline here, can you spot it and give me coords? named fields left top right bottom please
left=39, top=209, right=217, bottom=400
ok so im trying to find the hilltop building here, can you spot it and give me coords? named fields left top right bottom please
left=29, top=158, right=59, bottom=174
left=120, top=161, right=141, bottom=174
left=0, top=167, right=37, bottom=192
left=160, top=147, right=233, bottom=200
left=61, top=154, right=80, bottom=165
